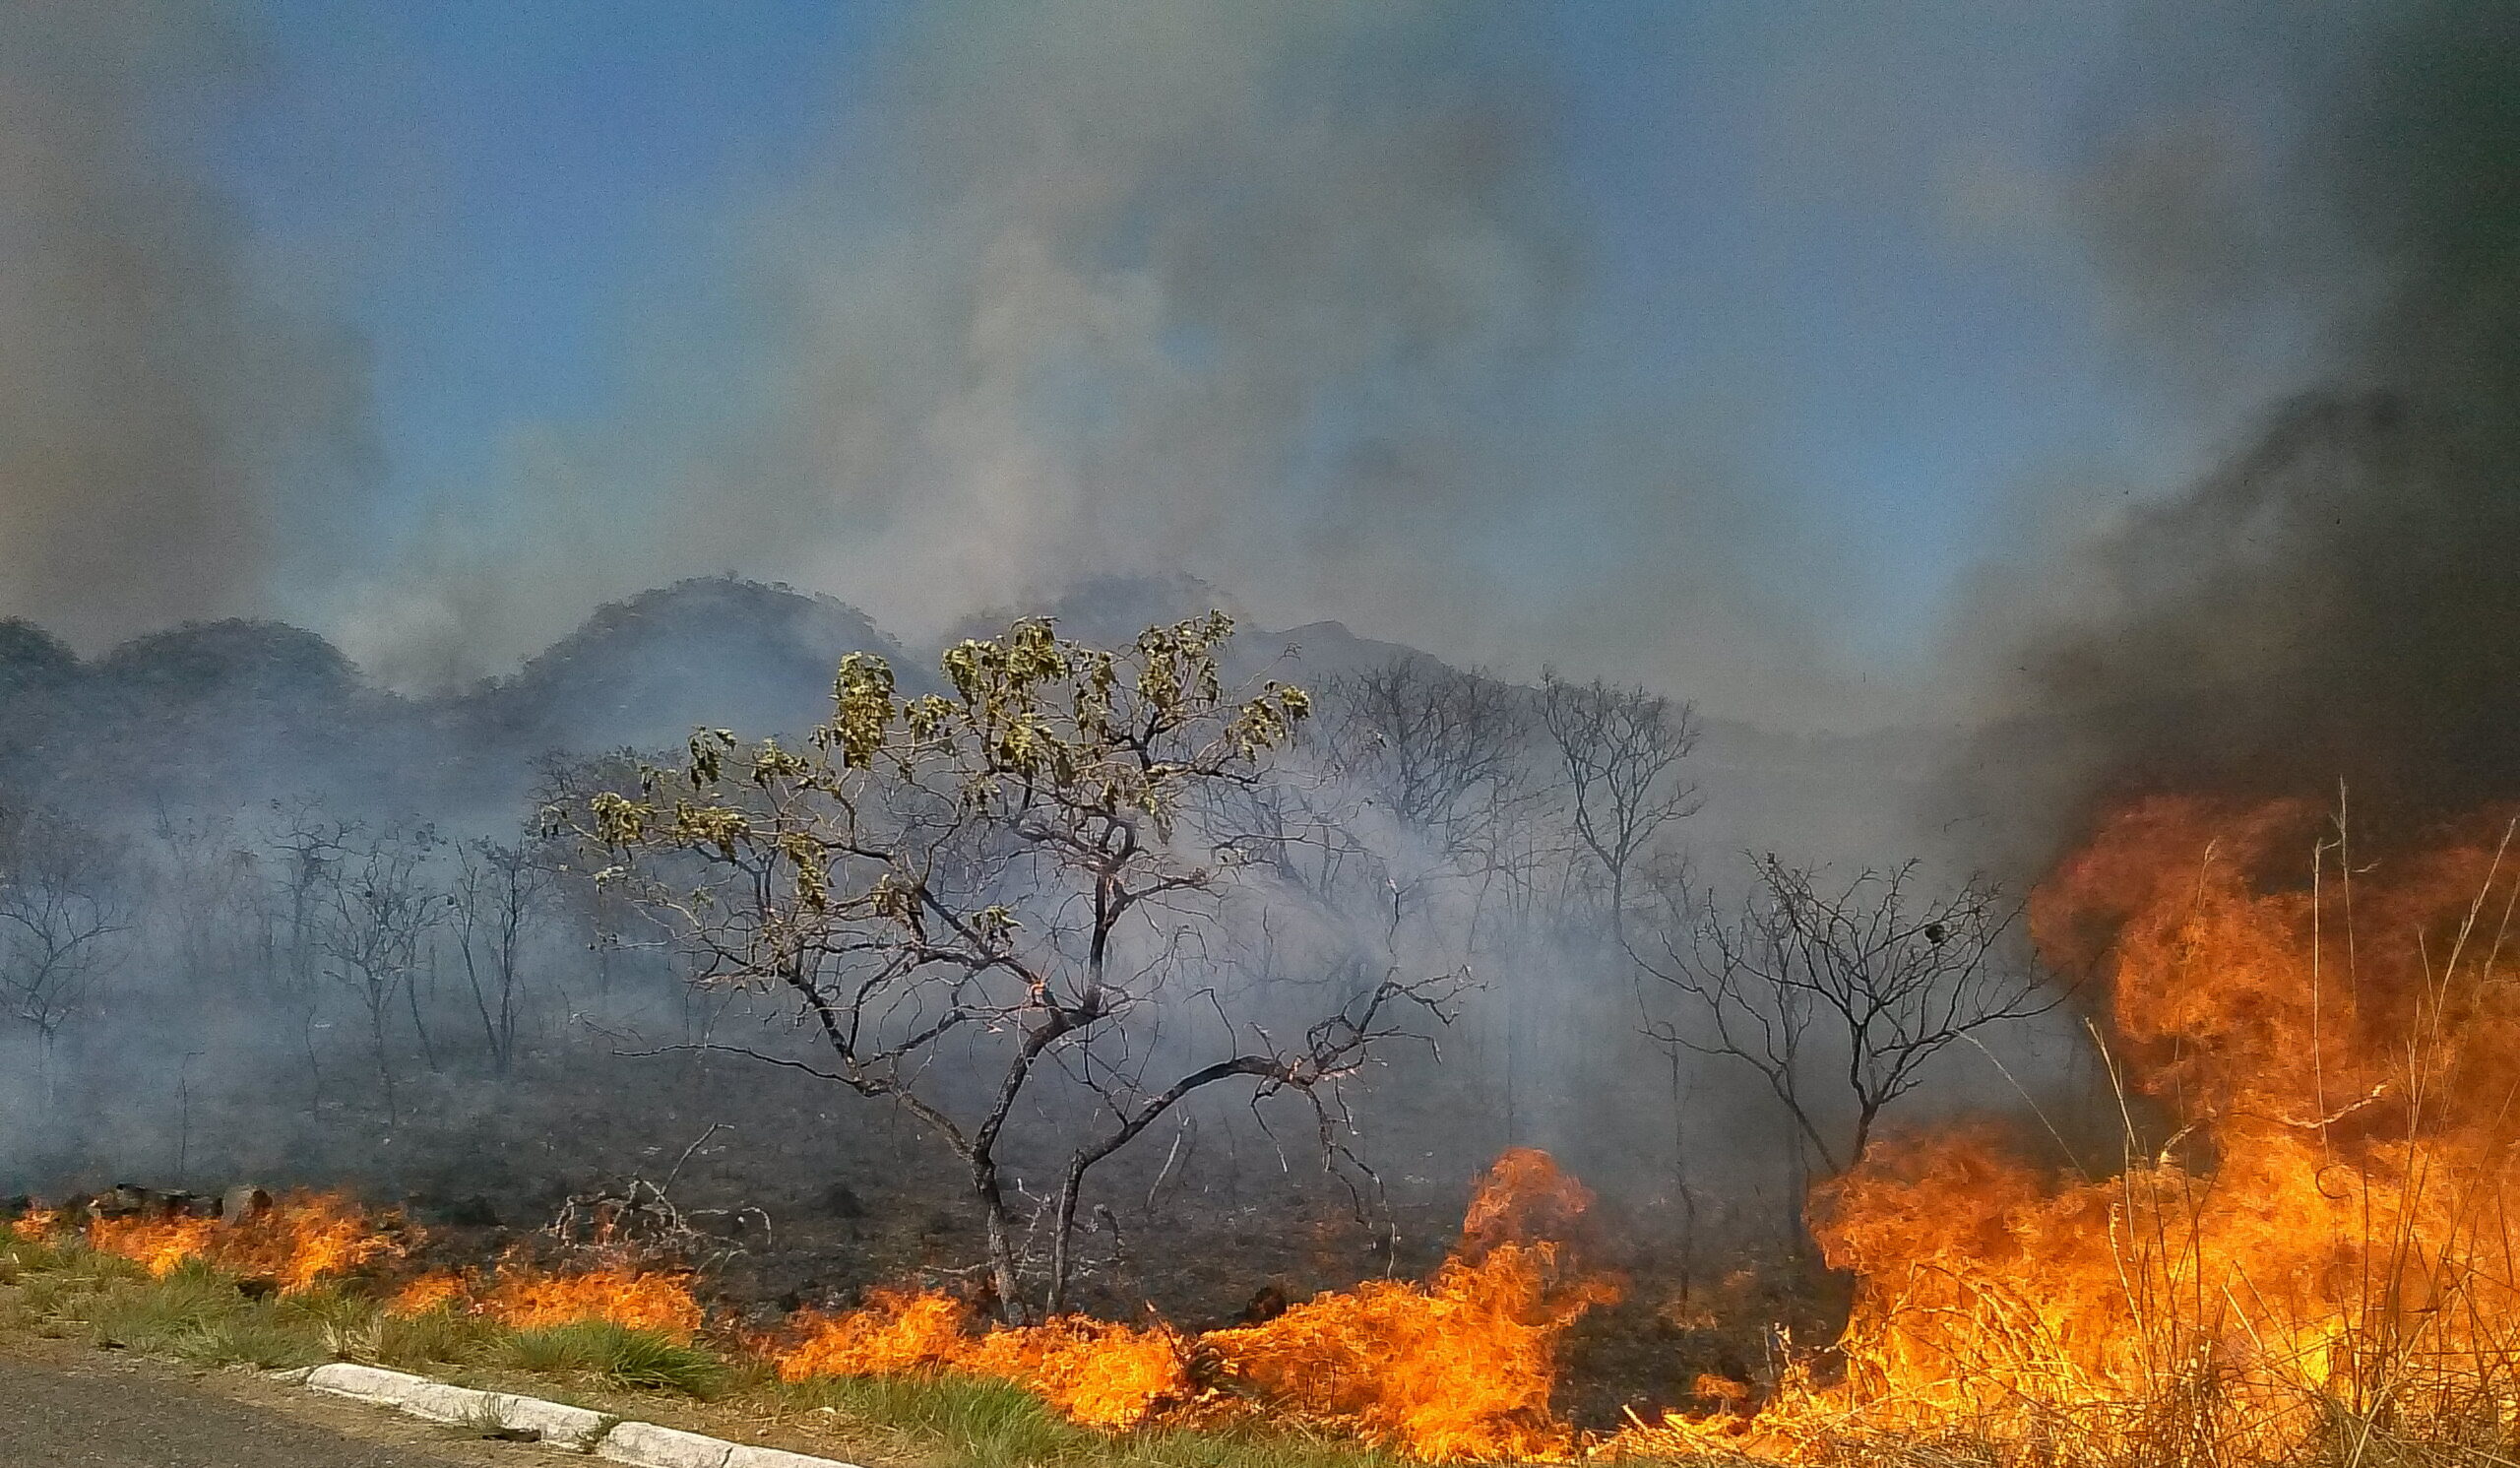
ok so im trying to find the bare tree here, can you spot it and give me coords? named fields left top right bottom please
left=1540, top=670, right=1701, bottom=943
left=262, top=797, right=356, bottom=996
left=0, top=802, right=131, bottom=1098
left=152, top=807, right=262, bottom=992
left=581, top=613, right=1458, bottom=1319
left=453, top=835, right=551, bottom=1077
left=1343, top=660, right=1547, bottom=1139
left=1316, top=658, right=1542, bottom=908
left=1642, top=855, right=2057, bottom=1176
left=314, top=820, right=450, bottom=1124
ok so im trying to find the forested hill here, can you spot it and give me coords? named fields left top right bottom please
left=0, top=575, right=1950, bottom=865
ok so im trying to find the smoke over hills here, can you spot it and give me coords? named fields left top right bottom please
left=7, top=1, right=2517, bottom=858
left=3, top=0, right=1957, bottom=731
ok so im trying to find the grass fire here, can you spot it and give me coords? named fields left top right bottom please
left=32, top=787, right=2520, bottom=1468
left=16, top=606, right=2520, bottom=1467
left=7, top=5, right=2520, bottom=1467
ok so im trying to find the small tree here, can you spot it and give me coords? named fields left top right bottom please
left=1642, top=855, right=2056, bottom=1176
left=0, top=801, right=131, bottom=1099
left=262, top=798, right=356, bottom=997
left=314, top=820, right=449, bottom=1124
left=582, top=613, right=1456, bottom=1318
left=1317, top=657, right=1544, bottom=931
left=1539, top=670, right=1701, bottom=944
left=453, top=835, right=551, bottom=1077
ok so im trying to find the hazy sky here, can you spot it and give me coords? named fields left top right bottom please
left=4, top=1, right=2359, bottom=728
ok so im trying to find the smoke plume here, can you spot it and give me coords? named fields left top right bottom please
left=338, top=1, right=1880, bottom=726
left=0, top=0, right=373, bottom=651
left=1972, top=0, right=2520, bottom=838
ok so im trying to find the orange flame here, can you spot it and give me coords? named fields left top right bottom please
left=83, top=1190, right=401, bottom=1292
left=86, top=1213, right=218, bottom=1277
left=475, top=1259, right=705, bottom=1339
left=383, top=1253, right=705, bottom=1340
left=1206, top=1239, right=1614, bottom=1461
left=776, top=1147, right=1612, bottom=1457
left=385, top=1270, right=469, bottom=1317
left=1207, top=1149, right=1614, bottom=1462
left=57, top=1188, right=700, bottom=1341
left=778, top=1289, right=1190, bottom=1430
left=1611, top=796, right=2520, bottom=1462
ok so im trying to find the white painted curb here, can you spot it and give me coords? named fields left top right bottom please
left=596, top=1421, right=734, bottom=1468
left=285, top=1363, right=860, bottom=1468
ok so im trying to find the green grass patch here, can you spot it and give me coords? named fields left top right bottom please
left=782, top=1372, right=1095, bottom=1465
left=81, top=1262, right=245, bottom=1348
left=168, top=1311, right=333, bottom=1371
left=773, top=1372, right=1408, bottom=1468
left=0, top=1232, right=80, bottom=1281
left=498, top=1319, right=729, bottom=1396
left=366, top=1304, right=507, bottom=1371
left=69, top=1261, right=331, bottom=1370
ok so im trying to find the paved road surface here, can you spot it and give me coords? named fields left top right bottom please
left=0, top=1339, right=556, bottom=1468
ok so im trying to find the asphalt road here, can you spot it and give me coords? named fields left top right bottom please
left=0, top=1340, right=557, bottom=1468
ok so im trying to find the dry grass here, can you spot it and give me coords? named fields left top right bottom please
left=0, top=1227, right=1412, bottom=1468
left=21, top=1214, right=2517, bottom=1466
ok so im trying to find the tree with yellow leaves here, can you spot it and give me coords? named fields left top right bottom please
left=575, top=612, right=1456, bottom=1318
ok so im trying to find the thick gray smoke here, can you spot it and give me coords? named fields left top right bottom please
left=341, top=0, right=1874, bottom=727
left=1966, top=0, right=2520, bottom=842
left=0, top=1, right=373, bottom=651
left=346, top=0, right=1570, bottom=678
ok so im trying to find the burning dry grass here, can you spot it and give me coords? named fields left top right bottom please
left=29, top=798, right=2520, bottom=1466
left=55, top=1183, right=707, bottom=1342
left=777, top=1290, right=1190, bottom=1431
left=80, top=1189, right=401, bottom=1292
left=1201, top=1241, right=1616, bottom=1461
left=477, top=1262, right=703, bottom=1338
left=393, top=1256, right=707, bottom=1339
left=5, top=1151, right=1620, bottom=1462
left=771, top=1149, right=1613, bottom=1461
left=0, top=1228, right=1409, bottom=1468
left=1609, top=796, right=2520, bottom=1468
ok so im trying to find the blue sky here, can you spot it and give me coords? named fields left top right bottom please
left=104, top=1, right=2326, bottom=725
left=224, top=0, right=878, bottom=533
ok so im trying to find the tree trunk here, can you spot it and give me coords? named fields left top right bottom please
left=368, top=997, right=399, bottom=1126
left=1045, top=1161, right=1088, bottom=1315
left=407, top=964, right=440, bottom=1073
left=972, top=1152, right=1025, bottom=1323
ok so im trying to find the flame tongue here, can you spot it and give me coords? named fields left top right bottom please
left=1616, top=796, right=2520, bottom=1462
left=1203, top=1237, right=1614, bottom=1461
left=80, top=1189, right=400, bottom=1291
left=776, top=1288, right=1189, bottom=1431
left=1204, top=1147, right=1614, bottom=1462
left=776, top=1146, right=1617, bottom=1459
left=473, top=1257, right=705, bottom=1338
